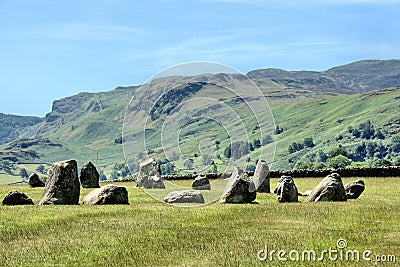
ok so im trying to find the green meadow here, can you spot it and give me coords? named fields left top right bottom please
left=0, top=177, right=399, bottom=266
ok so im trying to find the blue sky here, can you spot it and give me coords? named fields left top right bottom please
left=1, top=0, right=399, bottom=116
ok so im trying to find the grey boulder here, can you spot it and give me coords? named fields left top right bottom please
left=164, top=190, right=205, bottom=204
left=306, top=173, right=347, bottom=202
left=274, top=176, right=298, bottom=203
left=137, top=158, right=165, bottom=189
left=344, top=179, right=365, bottom=199
left=80, top=161, right=100, bottom=188
left=192, top=174, right=211, bottom=190
left=28, top=173, right=45, bottom=187
left=2, top=190, right=34, bottom=205
left=220, top=167, right=256, bottom=204
left=39, top=160, right=80, bottom=205
left=83, top=184, right=129, bottom=205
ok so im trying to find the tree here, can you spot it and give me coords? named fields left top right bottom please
left=371, top=158, right=391, bottom=167
left=375, top=129, right=385, bottom=139
left=161, top=162, right=175, bottom=175
left=224, top=145, right=231, bottom=158
left=313, top=162, right=327, bottom=170
left=393, top=156, right=400, bottom=166
left=19, top=168, right=28, bottom=179
left=318, top=151, right=328, bottom=162
left=252, top=139, right=261, bottom=149
left=328, top=145, right=348, bottom=158
left=304, top=137, right=315, bottom=148
left=111, top=163, right=130, bottom=179
left=349, top=161, right=369, bottom=168
left=354, top=142, right=367, bottom=160
left=208, top=163, right=218, bottom=173
left=358, top=120, right=375, bottom=139
left=390, top=136, right=400, bottom=153
left=113, top=163, right=130, bottom=178
left=35, top=165, right=47, bottom=174
left=110, top=169, right=119, bottom=180
left=326, top=155, right=352, bottom=169
left=375, top=144, right=388, bottom=159
left=295, top=161, right=313, bottom=170
left=249, top=142, right=254, bottom=151
left=275, top=125, right=283, bottom=135
left=288, top=142, right=304, bottom=154
left=0, top=161, right=13, bottom=174
left=366, top=142, right=377, bottom=158
left=184, top=159, right=194, bottom=170
left=99, top=170, right=107, bottom=181
left=352, top=129, right=361, bottom=138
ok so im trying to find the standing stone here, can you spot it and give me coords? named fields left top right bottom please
left=306, top=173, right=347, bottom=202
left=220, top=167, right=257, bottom=204
left=251, top=160, right=270, bottom=193
left=2, top=190, right=34, bottom=205
left=192, top=174, right=211, bottom=190
left=39, top=160, right=80, bottom=205
left=83, top=184, right=129, bottom=205
left=164, top=190, right=205, bottom=204
left=80, top=162, right=100, bottom=188
left=137, top=158, right=165, bottom=189
left=28, top=173, right=45, bottom=187
left=344, top=179, right=365, bottom=199
left=273, top=176, right=298, bottom=203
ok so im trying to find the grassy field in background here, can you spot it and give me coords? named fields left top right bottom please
left=0, top=174, right=21, bottom=185
left=0, top=177, right=399, bottom=266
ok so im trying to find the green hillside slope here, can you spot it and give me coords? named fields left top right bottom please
left=0, top=60, right=399, bottom=184
left=272, top=87, right=400, bottom=169
left=0, top=113, right=43, bottom=145
left=1, top=85, right=399, bottom=184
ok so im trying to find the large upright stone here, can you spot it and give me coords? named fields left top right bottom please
left=39, top=160, right=80, bottom=205
left=137, top=158, right=165, bottom=189
left=306, top=173, right=347, bottom=202
left=192, top=174, right=211, bottom=190
left=28, top=173, right=45, bottom=187
left=83, top=184, right=128, bottom=205
left=251, top=160, right=270, bottom=193
left=220, top=167, right=256, bottom=204
left=344, top=179, right=365, bottom=199
left=273, top=176, right=298, bottom=203
left=2, top=190, right=34, bottom=205
left=80, top=162, right=100, bottom=188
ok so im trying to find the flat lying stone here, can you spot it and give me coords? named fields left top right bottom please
left=164, top=190, right=205, bottom=204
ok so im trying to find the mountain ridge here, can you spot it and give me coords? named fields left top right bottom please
left=248, top=59, right=400, bottom=94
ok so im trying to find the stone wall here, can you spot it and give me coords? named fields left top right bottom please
left=104, top=166, right=400, bottom=182
left=161, top=166, right=400, bottom=180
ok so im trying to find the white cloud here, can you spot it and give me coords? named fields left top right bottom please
left=28, top=23, right=146, bottom=42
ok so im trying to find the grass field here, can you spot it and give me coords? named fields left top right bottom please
left=0, top=174, right=21, bottom=185
left=0, top=177, right=399, bottom=266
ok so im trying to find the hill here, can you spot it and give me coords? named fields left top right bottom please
left=0, top=113, right=43, bottom=145
left=248, top=59, right=400, bottom=95
left=0, top=59, right=400, bottom=183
